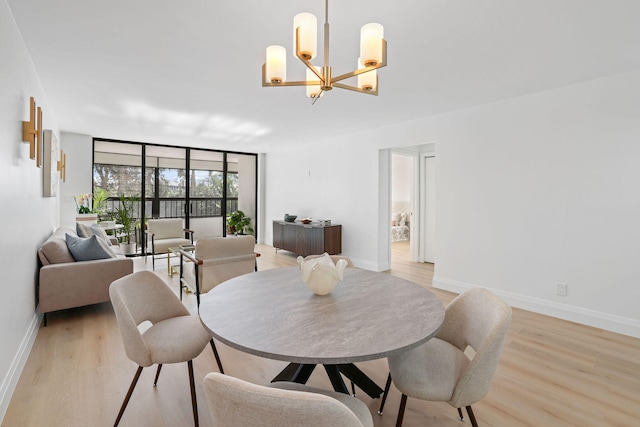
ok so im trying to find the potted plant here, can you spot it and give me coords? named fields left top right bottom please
left=92, top=187, right=109, bottom=216
left=114, top=194, right=139, bottom=255
left=226, top=210, right=254, bottom=235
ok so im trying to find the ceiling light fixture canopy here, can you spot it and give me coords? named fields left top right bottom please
left=263, top=0, right=387, bottom=104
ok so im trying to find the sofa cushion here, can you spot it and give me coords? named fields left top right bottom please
left=40, top=236, right=76, bottom=265
left=90, top=224, right=112, bottom=246
left=54, top=226, right=77, bottom=239
left=66, top=234, right=116, bottom=261
left=76, top=222, right=93, bottom=238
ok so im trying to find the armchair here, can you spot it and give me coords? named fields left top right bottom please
left=179, top=235, right=257, bottom=307
left=145, top=218, right=194, bottom=270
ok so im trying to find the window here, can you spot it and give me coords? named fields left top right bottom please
left=92, top=139, right=257, bottom=239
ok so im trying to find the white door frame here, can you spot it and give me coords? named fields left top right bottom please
left=383, top=145, right=435, bottom=269
left=390, top=150, right=420, bottom=262
left=419, top=153, right=436, bottom=263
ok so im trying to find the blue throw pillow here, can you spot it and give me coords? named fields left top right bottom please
left=65, top=233, right=115, bottom=261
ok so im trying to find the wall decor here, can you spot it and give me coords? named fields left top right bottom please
left=22, top=96, right=42, bottom=164
left=58, top=149, right=66, bottom=182
left=43, top=129, right=59, bottom=197
left=36, top=106, right=42, bottom=167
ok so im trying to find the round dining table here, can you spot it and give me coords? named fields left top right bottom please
left=199, top=266, right=445, bottom=398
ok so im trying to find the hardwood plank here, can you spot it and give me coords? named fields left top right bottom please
left=2, top=243, right=639, bottom=426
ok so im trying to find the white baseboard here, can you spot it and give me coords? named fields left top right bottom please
left=355, top=258, right=389, bottom=272
left=433, top=276, right=640, bottom=339
left=0, top=312, right=41, bottom=424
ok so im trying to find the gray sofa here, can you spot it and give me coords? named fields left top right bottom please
left=37, top=226, right=134, bottom=325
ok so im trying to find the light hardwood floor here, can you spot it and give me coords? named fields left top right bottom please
left=3, top=241, right=640, bottom=426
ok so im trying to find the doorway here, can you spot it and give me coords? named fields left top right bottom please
left=391, top=153, right=414, bottom=262
left=388, top=144, right=435, bottom=269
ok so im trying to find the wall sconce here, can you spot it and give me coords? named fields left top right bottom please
left=22, top=96, right=42, bottom=166
left=57, top=149, right=66, bottom=182
left=36, top=106, right=42, bottom=167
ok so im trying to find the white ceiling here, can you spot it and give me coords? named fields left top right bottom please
left=8, top=0, right=640, bottom=153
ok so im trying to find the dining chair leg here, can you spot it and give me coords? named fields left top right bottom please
left=466, top=406, right=479, bottom=427
left=351, top=381, right=356, bottom=397
left=457, top=407, right=464, bottom=420
left=378, top=373, right=392, bottom=415
left=188, top=360, right=199, bottom=427
left=114, top=366, right=143, bottom=427
left=395, top=394, right=408, bottom=427
left=210, top=340, right=225, bottom=374
left=153, top=364, right=163, bottom=386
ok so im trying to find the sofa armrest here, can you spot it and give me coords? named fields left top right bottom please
left=39, top=257, right=134, bottom=314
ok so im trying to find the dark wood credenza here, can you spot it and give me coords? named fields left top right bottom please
left=272, top=221, right=342, bottom=257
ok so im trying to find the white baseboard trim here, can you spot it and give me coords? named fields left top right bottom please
left=433, top=276, right=640, bottom=339
left=0, top=311, right=41, bottom=424
left=355, top=258, right=389, bottom=272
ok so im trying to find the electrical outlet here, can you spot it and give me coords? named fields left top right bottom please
left=556, top=282, right=567, bottom=296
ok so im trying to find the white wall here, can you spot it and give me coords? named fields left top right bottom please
left=59, top=132, right=93, bottom=227
left=0, top=1, right=60, bottom=420
left=391, top=153, right=412, bottom=204
left=265, top=138, right=384, bottom=270
left=264, top=70, right=640, bottom=338
left=236, top=154, right=257, bottom=234
left=433, top=70, right=640, bottom=337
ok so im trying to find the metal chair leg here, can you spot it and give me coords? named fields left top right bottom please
left=153, top=364, right=163, bottom=386
left=351, top=381, right=356, bottom=397
left=395, top=394, right=408, bottom=427
left=188, top=360, right=199, bottom=427
left=114, top=366, right=143, bottom=426
left=210, top=339, right=225, bottom=374
left=466, top=406, right=479, bottom=427
left=378, top=373, right=392, bottom=415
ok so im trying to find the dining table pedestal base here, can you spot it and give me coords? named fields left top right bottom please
left=271, top=362, right=384, bottom=399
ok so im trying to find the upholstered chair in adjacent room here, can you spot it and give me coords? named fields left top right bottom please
left=145, top=218, right=194, bottom=270
left=109, top=271, right=224, bottom=427
left=378, top=287, right=512, bottom=427
left=203, top=372, right=374, bottom=427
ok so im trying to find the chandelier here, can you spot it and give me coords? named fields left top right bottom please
left=262, top=0, right=387, bottom=103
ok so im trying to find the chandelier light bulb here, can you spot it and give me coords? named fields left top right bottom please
left=293, top=13, right=317, bottom=60
left=265, top=45, right=287, bottom=83
left=360, top=23, right=384, bottom=67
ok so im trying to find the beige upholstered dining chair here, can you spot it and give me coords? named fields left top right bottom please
left=203, top=372, right=374, bottom=427
left=145, top=218, right=194, bottom=270
left=378, top=287, right=512, bottom=427
left=179, top=235, right=257, bottom=306
left=109, top=271, right=224, bottom=427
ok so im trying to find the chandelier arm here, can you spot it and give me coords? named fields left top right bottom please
left=263, top=81, right=322, bottom=88
left=262, top=63, right=321, bottom=87
left=332, top=81, right=379, bottom=96
left=331, top=39, right=387, bottom=83
left=295, top=26, right=324, bottom=82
